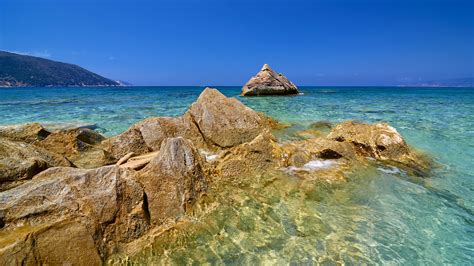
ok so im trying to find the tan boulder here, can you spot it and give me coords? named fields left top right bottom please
left=0, top=220, right=102, bottom=265
left=242, top=64, right=299, bottom=96
left=137, top=137, right=207, bottom=225
left=328, top=121, right=409, bottom=160
left=102, top=114, right=205, bottom=159
left=38, top=128, right=115, bottom=168
left=327, top=121, right=430, bottom=175
left=101, top=127, right=150, bottom=160
left=186, top=88, right=268, bottom=148
left=0, top=165, right=150, bottom=261
left=0, top=138, right=71, bottom=191
left=102, top=88, right=272, bottom=158
left=0, top=123, right=50, bottom=143
left=215, top=130, right=281, bottom=179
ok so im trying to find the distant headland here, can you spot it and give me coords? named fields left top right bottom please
left=0, top=51, right=119, bottom=87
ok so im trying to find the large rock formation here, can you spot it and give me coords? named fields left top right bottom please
left=0, top=123, right=50, bottom=143
left=37, top=128, right=115, bottom=168
left=0, top=166, right=150, bottom=263
left=241, top=64, right=299, bottom=96
left=327, top=121, right=430, bottom=176
left=327, top=121, right=412, bottom=161
left=187, top=88, right=268, bottom=148
left=0, top=138, right=72, bottom=191
left=102, top=88, right=270, bottom=157
left=137, top=137, right=207, bottom=225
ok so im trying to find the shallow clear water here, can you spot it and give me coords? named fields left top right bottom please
left=1, top=86, right=473, bottom=264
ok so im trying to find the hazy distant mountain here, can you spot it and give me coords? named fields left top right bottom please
left=401, top=77, right=474, bottom=87
left=0, top=51, right=119, bottom=87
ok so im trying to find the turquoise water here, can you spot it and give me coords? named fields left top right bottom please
left=1, top=86, right=473, bottom=264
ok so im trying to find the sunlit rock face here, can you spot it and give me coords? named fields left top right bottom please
left=0, top=138, right=72, bottom=191
left=186, top=88, right=268, bottom=148
left=0, top=166, right=149, bottom=263
left=137, top=137, right=208, bottom=225
left=37, top=127, right=115, bottom=168
left=242, top=64, right=299, bottom=96
left=102, top=87, right=271, bottom=156
left=0, top=123, right=50, bottom=143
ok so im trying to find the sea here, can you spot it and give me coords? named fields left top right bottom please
left=0, top=86, right=473, bottom=264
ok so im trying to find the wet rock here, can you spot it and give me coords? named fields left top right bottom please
left=327, top=121, right=430, bottom=175
left=215, top=130, right=281, bottom=179
left=0, top=165, right=150, bottom=261
left=309, top=121, right=333, bottom=130
left=0, top=138, right=71, bottom=191
left=0, top=220, right=102, bottom=265
left=242, top=64, right=299, bottom=96
left=38, top=128, right=115, bottom=168
left=187, top=88, right=268, bottom=148
left=327, top=121, right=409, bottom=160
left=282, top=137, right=357, bottom=165
left=137, top=137, right=207, bottom=225
left=0, top=123, right=50, bottom=143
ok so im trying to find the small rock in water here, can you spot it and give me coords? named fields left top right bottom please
left=241, top=64, right=299, bottom=96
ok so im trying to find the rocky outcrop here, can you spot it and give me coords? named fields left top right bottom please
left=0, top=138, right=72, bottom=191
left=102, top=88, right=270, bottom=157
left=215, top=130, right=280, bottom=179
left=137, top=137, right=207, bottom=225
left=0, top=123, right=50, bottom=143
left=187, top=88, right=268, bottom=148
left=0, top=166, right=150, bottom=263
left=327, top=121, right=430, bottom=176
left=241, top=64, right=299, bottom=96
left=37, top=128, right=115, bottom=168
left=328, top=121, right=410, bottom=160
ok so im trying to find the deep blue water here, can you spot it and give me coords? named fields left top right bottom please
left=1, top=86, right=473, bottom=264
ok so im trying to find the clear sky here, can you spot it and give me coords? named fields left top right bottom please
left=1, top=0, right=473, bottom=86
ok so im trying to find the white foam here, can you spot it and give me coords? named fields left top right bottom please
left=283, top=159, right=336, bottom=173
left=302, top=160, right=336, bottom=170
left=377, top=166, right=402, bottom=174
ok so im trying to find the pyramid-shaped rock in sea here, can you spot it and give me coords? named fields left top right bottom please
left=241, top=64, right=299, bottom=96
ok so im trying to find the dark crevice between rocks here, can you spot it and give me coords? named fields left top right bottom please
left=318, top=149, right=343, bottom=159
left=142, top=192, right=151, bottom=225
left=0, top=211, right=5, bottom=229
left=334, top=136, right=345, bottom=142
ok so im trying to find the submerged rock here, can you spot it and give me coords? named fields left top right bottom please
left=0, top=165, right=149, bottom=262
left=0, top=138, right=71, bottom=191
left=0, top=123, right=50, bottom=143
left=38, top=128, right=115, bottom=168
left=137, top=137, right=207, bottom=225
left=241, top=64, right=299, bottom=96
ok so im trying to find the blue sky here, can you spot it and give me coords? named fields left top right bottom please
left=1, top=0, right=473, bottom=86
